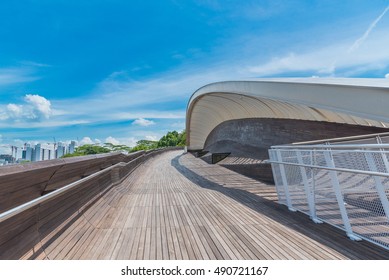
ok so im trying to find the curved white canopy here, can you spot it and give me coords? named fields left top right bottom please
left=186, top=78, right=389, bottom=150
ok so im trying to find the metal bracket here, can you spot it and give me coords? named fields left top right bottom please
left=347, top=233, right=362, bottom=241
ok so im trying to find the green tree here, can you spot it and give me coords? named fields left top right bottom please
left=61, top=129, right=186, bottom=158
left=177, top=129, right=186, bottom=146
left=131, top=140, right=158, bottom=152
left=157, top=131, right=179, bottom=147
left=62, top=144, right=111, bottom=157
left=77, top=144, right=111, bottom=154
left=157, top=130, right=186, bottom=147
left=104, top=143, right=132, bottom=153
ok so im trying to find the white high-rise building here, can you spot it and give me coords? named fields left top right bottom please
left=25, top=147, right=33, bottom=161
left=33, top=144, right=42, bottom=162
left=33, top=143, right=56, bottom=162
left=11, top=147, right=23, bottom=161
left=42, top=148, right=49, bottom=161
left=12, top=141, right=77, bottom=163
left=56, top=142, right=65, bottom=158
left=68, top=141, right=76, bottom=154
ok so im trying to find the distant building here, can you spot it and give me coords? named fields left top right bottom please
left=25, top=147, right=33, bottom=161
left=68, top=141, right=76, bottom=154
left=33, top=144, right=42, bottom=162
left=56, top=142, right=65, bottom=158
left=0, top=154, right=13, bottom=164
left=42, top=148, right=49, bottom=161
left=0, top=139, right=78, bottom=165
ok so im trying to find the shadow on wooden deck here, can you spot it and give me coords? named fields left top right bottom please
left=171, top=154, right=389, bottom=260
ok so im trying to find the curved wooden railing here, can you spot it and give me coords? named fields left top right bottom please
left=0, top=148, right=180, bottom=259
left=0, top=151, right=145, bottom=213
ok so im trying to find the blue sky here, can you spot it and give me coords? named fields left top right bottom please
left=1, top=0, right=389, bottom=153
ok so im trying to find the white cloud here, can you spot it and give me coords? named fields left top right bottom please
left=242, top=6, right=389, bottom=77
left=112, top=111, right=185, bottom=120
left=51, top=60, right=243, bottom=126
left=348, top=6, right=389, bottom=53
left=79, top=137, right=94, bottom=145
left=1, top=94, right=53, bottom=122
left=24, top=94, right=52, bottom=119
left=115, top=137, right=139, bottom=147
left=171, top=121, right=185, bottom=129
left=94, top=138, right=102, bottom=144
left=0, top=110, right=7, bottom=120
left=328, top=5, right=389, bottom=74
left=247, top=49, right=340, bottom=76
left=247, top=27, right=389, bottom=77
left=60, top=64, right=235, bottom=116
left=386, top=73, right=389, bottom=79
left=0, top=119, right=89, bottom=129
left=0, top=138, right=23, bottom=154
left=122, top=137, right=138, bottom=147
left=20, top=61, right=51, bottom=68
left=105, top=136, right=120, bottom=145
left=6, top=104, right=23, bottom=118
left=132, top=118, right=155, bottom=126
left=102, top=136, right=139, bottom=147
left=0, top=67, right=39, bottom=86
left=0, top=146, right=10, bottom=154
left=145, top=135, right=158, bottom=141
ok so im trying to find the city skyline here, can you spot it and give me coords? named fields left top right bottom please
left=0, top=140, right=76, bottom=165
left=1, top=1, right=389, bottom=154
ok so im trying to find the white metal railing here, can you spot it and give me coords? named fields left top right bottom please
left=291, top=131, right=389, bottom=145
left=268, top=139, right=389, bottom=250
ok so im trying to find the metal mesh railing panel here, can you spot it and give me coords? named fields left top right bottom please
left=312, top=169, right=344, bottom=228
left=284, top=164, right=309, bottom=213
left=269, top=146, right=389, bottom=250
left=341, top=172, right=389, bottom=248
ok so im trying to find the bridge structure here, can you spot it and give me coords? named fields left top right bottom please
left=1, top=78, right=389, bottom=259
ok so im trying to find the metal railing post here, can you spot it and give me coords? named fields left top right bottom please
left=276, top=149, right=296, bottom=212
left=296, top=150, right=321, bottom=223
left=269, top=150, right=283, bottom=200
left=365, top=152, right=389, bottom=223
left=376, top=136, right=389, bottom=173
left=323, top=150, right=361, bottom=241
left=311, top=150, right=317, bottom=216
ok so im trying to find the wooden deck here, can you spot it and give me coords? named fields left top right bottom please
left=27, top=150, right=389, bottom=259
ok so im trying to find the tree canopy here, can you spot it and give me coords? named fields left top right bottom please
left=62, top=144, right=111, bottom=157
left=61, top=130, right=186, bottom=158
left=157, top=130, right=186, bottom=148
left=131, top=140, right=158, bottom=152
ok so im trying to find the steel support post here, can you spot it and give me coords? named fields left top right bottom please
left=324, top=150, right=361, bottom=241
left=296, top=150, right=321, bottom=223
left=365, top=152, right=389, bottom=223
left=376, top=136, right=389, bottom=173
left=269, top=150, right=283, bottom=199
left=276, top=150, right=296, bottom=212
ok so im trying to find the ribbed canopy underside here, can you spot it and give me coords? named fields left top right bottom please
left=186, top=79, right=389, bottom=150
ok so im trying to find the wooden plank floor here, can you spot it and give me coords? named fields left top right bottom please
left=29, top=150, right=389, bottom=259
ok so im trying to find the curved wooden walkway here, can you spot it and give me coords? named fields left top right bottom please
left=29, top=150, right=389, bottom=259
